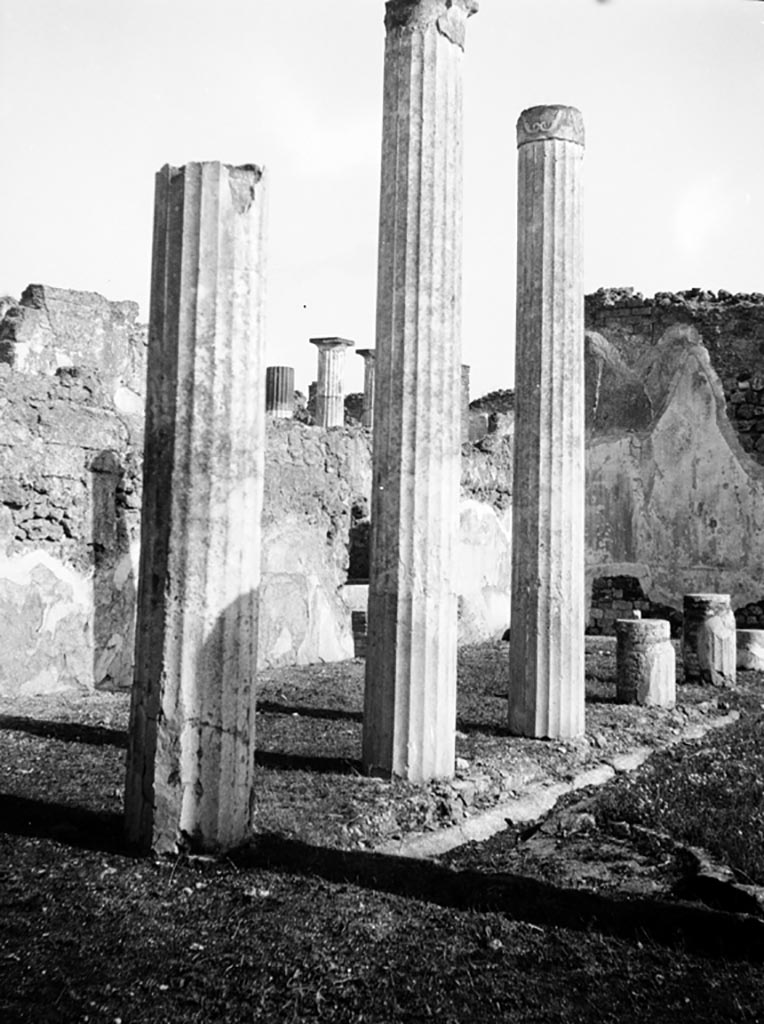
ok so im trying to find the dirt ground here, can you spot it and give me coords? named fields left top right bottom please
left=2, top=638, right=763, bottom=1023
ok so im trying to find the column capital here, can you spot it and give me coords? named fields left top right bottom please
left=516, top=105, right=585, bottom=148
left=356, top=348, right=376, bottom=360
left=310, top=336, right=354, bottom=350
left=385, top=0, right=478, bottom=50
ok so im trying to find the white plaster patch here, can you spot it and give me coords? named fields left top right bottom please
left=113, top=386, right=144, bottom=415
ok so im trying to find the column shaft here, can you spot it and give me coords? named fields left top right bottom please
left=363, top=0, right=477, bottom=782
left=357, top=349, right=376, bottom=428
left=265, top=365, right=294, bottom=418
left=509, top=105, right=586, bottom=739
left=310, top=337, right=353, bottom=427
left=124, top=161, right=267, bottom=854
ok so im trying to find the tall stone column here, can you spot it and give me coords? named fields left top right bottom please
left=357, top=349, right=376, bottom=428
left=362, top=0, right=478, bottom=782
left=310, top=336, right=354, bottom=427
left=508, top=105, right=586, bottom=739
left=461, top=364, right=470, bottom=443
left=265, top=365, right=294, bottom=418
left=124, top=161, right=267, bottom=855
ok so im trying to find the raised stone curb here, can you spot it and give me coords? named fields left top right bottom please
left=374, top=710, right=742, bottom=860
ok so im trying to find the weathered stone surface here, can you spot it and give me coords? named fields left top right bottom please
left=125, top=161, right=267, bottom=855
left=737, top=629, right=764, bottom=671
left=265, top=366, right=294, bottom=419
left=682, top=593, right=736, bottom=687
left=615, top=618, right=675, bottom=706
left=586, top=325, right=764, bottom=616
left=509, top=105, right=586, bottom=740
left=457, top=499, right=511, bottom=643
left=310, top=337, right=353, bottom=428
left=0, top=284, right=147, bottom=410
left=259, top=420, right=369, bottom=667
left=586, top=287, right=764, bottom=466
left=0, top=365, right=141, bottom=698
left=363, top=0, right=476, bottom=782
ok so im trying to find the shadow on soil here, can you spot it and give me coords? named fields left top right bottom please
left=0, top=715, right=127, bottom=748
left=2, top=791, right=763, bottom=963
left=235, top=833, right=764, bottom=964
left=0, top=793, right=126, bottom=854
left=255, top=750, right=363, bottom=774
left=256, top=700, right=363, bottom=723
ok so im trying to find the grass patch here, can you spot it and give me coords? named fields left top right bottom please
left=595, top=707, right=764, bottom=884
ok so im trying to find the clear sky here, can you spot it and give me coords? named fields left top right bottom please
left=1, top=0, right=762, bottom=400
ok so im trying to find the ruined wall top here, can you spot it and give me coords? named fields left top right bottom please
left=385, top=0, right=479, bottom=49
left=517, top=105, right=585, bottom=148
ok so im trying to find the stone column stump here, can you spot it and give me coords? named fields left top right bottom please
left=682, top=593, right=736, bottom=686
left=508, top=104, right=586, bottom=739
left=615, top=618, right=675, bottom=707
left=124, top=161, right=267, bottom=855
left=737, top=629, right=764, bottom=671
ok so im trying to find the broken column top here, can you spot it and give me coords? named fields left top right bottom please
left=385, top=0, right=478, bottom=48
left=516, top=105, right=585, bottom=148
left=310, top=337, right=355, bottom=349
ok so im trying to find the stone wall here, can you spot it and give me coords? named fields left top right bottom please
left=586, top=287, right=764, bottom=463
left=4, top=281, right=764, bottom=697
left=585, top=295, right=764, bottom=628
left=0, top=363, right=142, bottom=697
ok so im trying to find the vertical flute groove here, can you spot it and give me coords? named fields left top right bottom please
left=509, top=106, right=585, bottom=739
left=363, top=0, right=477, bottom=782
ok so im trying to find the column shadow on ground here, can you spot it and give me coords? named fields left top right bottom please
left=0, top=793, right=126, bottom=854
left=234, top=833, right=764, bottom=964
left=0, top=715, right=127, bottom=748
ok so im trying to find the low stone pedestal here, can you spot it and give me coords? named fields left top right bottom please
left=615, top=618, right=675, bottom=707
left=682, top=593, right=736, bottom=686
left=737, top=629, right=764, bottom=671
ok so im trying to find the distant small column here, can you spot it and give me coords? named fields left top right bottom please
left=737, top=629, right=764, bottom=671
left=265, top=366, right=294, bottom=418
left=357, top=349, right=376, bottom=428
left=509, top=104, right=586, bottom=739
left=363, top=0, right=478, bottom=782
left=615, top=619, right=675, bottom=706
left=461, top=364, right=470, bottom=443
left=124, top=161, right=267, bottom=855
left=310, top=337, right=354, bottom=427
left=682, top=594, right=736, bottom=685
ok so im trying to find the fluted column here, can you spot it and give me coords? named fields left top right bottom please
left=461, top=364, right=470, bottom=443
left=362, top=0, right=478, bottom=782
left=125, top=161, right=267, bottom=854
left=357, top=349, right=376, bottom=428
left=615, top=618, right=675, bottom=707
left=509, top=105, right=586, bottom=739
left=265, top=365, right=294, bottom=418
left=310, top=336, right=353, bottom=427
left=682, top=593, right=736, bottom=686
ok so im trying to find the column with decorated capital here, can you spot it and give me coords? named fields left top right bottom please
left=509, top=105, right=586, bottom=739
left=363, top=0, right=478, bottom=782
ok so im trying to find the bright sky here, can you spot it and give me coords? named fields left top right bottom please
left=1, top=0, right=762, bottom=399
